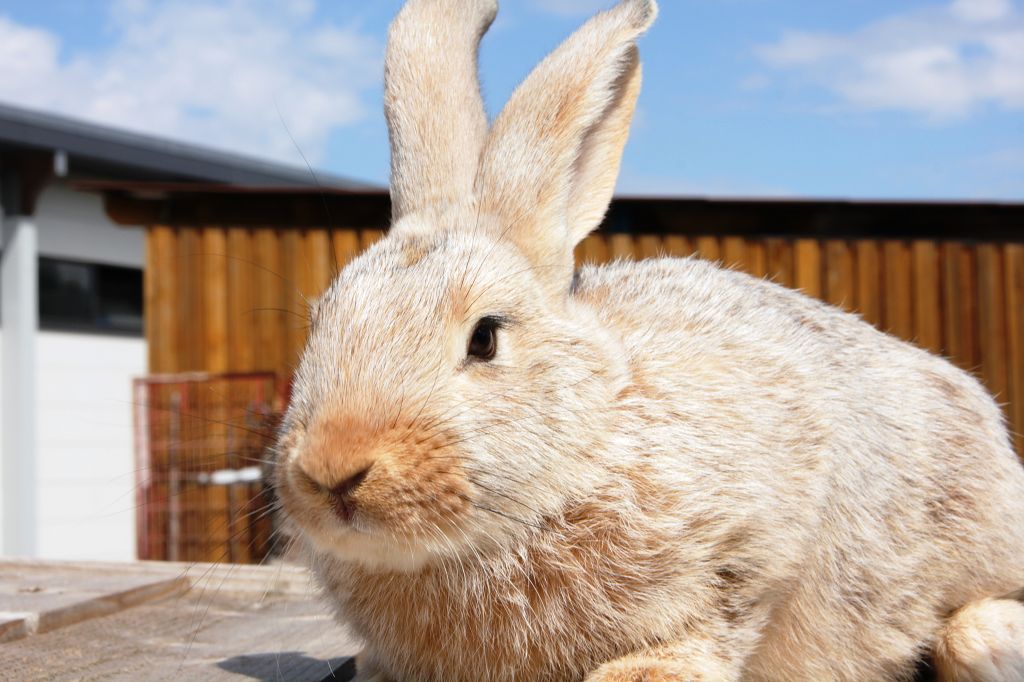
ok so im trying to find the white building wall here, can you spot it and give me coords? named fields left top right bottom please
left=0, top=182, right=146, bottom=561
left=0, top=333, right=3, bottom=551
left=35, top=331, right=145, bottom=561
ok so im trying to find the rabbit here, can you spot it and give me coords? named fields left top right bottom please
left=272, top=0, right=1024, bottom=680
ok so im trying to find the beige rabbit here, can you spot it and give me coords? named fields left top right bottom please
left=273, top=0, right=1024, bottom=680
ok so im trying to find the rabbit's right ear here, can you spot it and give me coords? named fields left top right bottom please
left=385, top=0, right=496, bottom=226
left=477, top=0, right=655, bottom=298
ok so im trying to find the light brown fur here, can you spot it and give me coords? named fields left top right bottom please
left=274, top=1, right=1024, bottom=680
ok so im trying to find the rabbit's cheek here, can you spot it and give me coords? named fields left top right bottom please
left=351, top=463, right=473, bottom=537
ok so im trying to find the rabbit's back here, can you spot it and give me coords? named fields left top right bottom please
left=574, top=255, right=1024, bottom=680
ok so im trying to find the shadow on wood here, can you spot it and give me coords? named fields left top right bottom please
left=216, top=651, right=355, bottom=681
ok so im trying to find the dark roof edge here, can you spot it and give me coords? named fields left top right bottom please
left=75, top=180, right=1024, bottom=207
left=91, top=181, right=1024, bottom=241
left=0, top=101, right=378, bottom=190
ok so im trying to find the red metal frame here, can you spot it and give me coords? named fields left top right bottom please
left=132, top=371, right=284, bottom=563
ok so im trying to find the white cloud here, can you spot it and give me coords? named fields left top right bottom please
left=0, top=1, right=382, bottom=166
left=951, top=0, right=1013, bottom=22
left=754, top=0, right=1024, bottom=120
left=530, top=0, right=613, bottom=17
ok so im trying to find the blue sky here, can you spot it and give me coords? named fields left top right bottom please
left=0, top=0, right=1021, bottom=199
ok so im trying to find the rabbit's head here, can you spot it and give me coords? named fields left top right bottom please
left=276, top=0, right=656, bottom=571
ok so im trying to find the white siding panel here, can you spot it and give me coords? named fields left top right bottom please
left=35, top=183, right=145, bottom=267
left=0, top=332, right=4, bottom=551
left=36, top=331, right=144, bottom=561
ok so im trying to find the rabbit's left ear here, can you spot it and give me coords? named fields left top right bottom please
left=477, top=0, right=656, bottom=295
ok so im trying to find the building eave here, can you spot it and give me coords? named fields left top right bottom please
left=0, top=102, right=377, bottom=190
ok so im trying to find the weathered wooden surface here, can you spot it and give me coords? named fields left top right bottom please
left=0, top=560, right=360, bottom=681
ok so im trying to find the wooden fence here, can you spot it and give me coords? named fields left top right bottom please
left=105, top=188, right=1022, bottom=562
left=146, top=225, right=1024, bottom=460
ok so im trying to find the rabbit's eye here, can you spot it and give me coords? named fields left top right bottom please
left=467, top=317, right=500, bottom=361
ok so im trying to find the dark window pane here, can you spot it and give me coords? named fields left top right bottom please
left=39, top=259, right=97, bottom=326
left=38, top=257, right=143, bottom=336
left=97, top=264, right=143, bottom=332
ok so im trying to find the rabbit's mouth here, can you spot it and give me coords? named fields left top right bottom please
left=274, top=418, right=480, bottom=569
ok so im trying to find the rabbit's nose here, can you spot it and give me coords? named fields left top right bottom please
left=328, top=464, right=372, bottom=522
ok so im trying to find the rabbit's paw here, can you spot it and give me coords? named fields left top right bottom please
left=934, top=597, right=1024, bottom=682
left=586, top=655, right=733, bottom=682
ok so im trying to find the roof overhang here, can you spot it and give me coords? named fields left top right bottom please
left=77, top=180, right=1024, bottom=241
left=0, top=102, right=377, bottom=190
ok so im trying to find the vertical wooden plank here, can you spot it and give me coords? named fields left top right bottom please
left=765, top=238, right=793, bottom=288
left=637, top=235, right=663, bottom=260
left=147, top=227, right=180, bottom=373
left=824, top=240, right=855, bottom=311
left=609, top=233, right=635, bottom=260
left=224, top=231, right=258, bottom=561
left=696, top=236, right=720, bottom=263
left=144, top=231, right=156, bottom=372
left=141, top=231, right=157, bottom=557
left=745, top=240, right=768, bottom=279
left=144, top=227, right=178, bottom=561
left=977, top=243, right=1008, bottom=405
left=331, top=229, right=362, bottom=273
left=252, top=228, right=285, bottom=376
left=576, top=234, right=609, bottom=265
left=721, top=236, right=745, bottom=270
left=361, top=229, right=385, bottom=249
left=941, top=242, right=980, bottom=373
left=958, top=245, right=980, bottom=371
left=586, top=233, right=611, bottom=264
left=227, top=227, right=256, bottom=372
left=1005, top=244, right=1024, bottom=458
left=224, top=229, right=257, bottom=561
left=176, top=228, right=202, bottom=372
left=942, top=242, right=964, bottom=364
left=222, top=224, right=256, bottom=567
left=198, top=227, right=230, bottom=563
left=912, top=241, right=942, bottom=355
left=303, top=229, right=333, bottom=300
left=201, top=229, right=230, bottom=373
left=882, top=240, right=913, bottom=341
left=794, top=239, right=822, bottom=299
left=180, top=229, right=204, bottom=559
left=854, top=241, right=881, bottom=329
left=280, top=229, right=306, bottom=374
left=663, top=235, right=694, bottom=258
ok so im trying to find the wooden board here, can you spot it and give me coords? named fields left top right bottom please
left=912, top=241, right=942, bottom=356
left=1007, top=245, right=1024, bottom=457
left=824, top=240, right=854, bottom=312
left=0, top=560, right=360, bottom=681
left=883, top=240, right=914, bottom=341
left=978, top=244, right=1008, bottom=403
left=794, top=239, right=822, bottom=298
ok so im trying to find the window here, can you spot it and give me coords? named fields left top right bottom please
left=38, top=257, right=143, bottom=335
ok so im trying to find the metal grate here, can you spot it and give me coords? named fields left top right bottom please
left=133, top=372, right=285, bottom=563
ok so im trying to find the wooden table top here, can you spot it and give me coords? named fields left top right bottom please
left=0, top=559, right=360, bottom=681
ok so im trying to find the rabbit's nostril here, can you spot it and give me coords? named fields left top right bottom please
left=328, top=465, right=371, bottom=522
